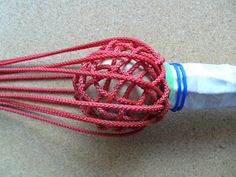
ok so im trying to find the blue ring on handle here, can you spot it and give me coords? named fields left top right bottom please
left=170, top=63, right=182, bottom=112
left=170, top=63, right=187, bottom=112
left=175, top=63, right=187, bottom=111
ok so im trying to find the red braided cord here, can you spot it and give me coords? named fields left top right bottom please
left=0, top=37, right=169, bottom=137
left=0, top=74, right=73, bottom=81
left=0, top=85, right=74, bottom=93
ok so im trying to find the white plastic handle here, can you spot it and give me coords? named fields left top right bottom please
left=169, top=63, right=236, bottom=109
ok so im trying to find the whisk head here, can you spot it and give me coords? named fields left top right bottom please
left=0, top=37, right=169, bottom=136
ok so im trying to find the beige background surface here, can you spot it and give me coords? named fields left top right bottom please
left=0, top=0, right=236, bottom=177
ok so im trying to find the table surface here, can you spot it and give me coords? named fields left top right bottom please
left=0, top=1, right=235, bottom=177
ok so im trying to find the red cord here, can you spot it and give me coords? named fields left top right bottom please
left=0, top=37, right=169, bottom=137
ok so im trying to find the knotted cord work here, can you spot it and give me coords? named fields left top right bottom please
left=0, top=37, right=169, bottom=137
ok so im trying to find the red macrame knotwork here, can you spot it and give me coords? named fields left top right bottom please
left=0, top=37, right=169, bottom=137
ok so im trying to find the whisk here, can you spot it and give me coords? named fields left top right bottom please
left=0, top=37, right=235, bottom=137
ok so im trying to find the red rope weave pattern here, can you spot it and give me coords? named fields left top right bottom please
left=0, top=37, right=169, bottom=137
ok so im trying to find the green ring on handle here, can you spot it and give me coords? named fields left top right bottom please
left=164, top=62, right=174, bottom=100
